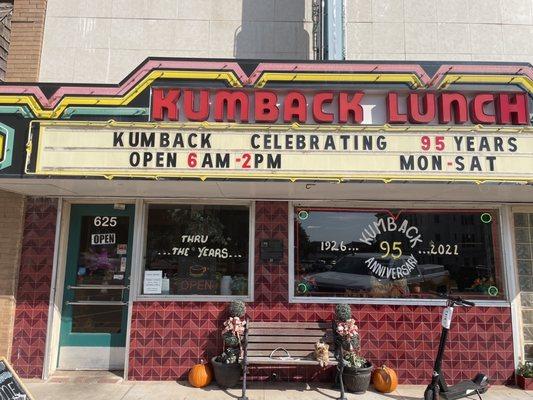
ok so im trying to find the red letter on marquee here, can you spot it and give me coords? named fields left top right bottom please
left=386, top=92, right=407, bottom=123
left=470, top=94, right=496, bottom=124
left=407, top=93, right=436, bottom=124
left=438, top=93, right=468, bottom=124
left=183, top=89, right=210, bottom=121
left=313, top=92, right=334, bottom=123
left=151, top=88, right=180, bottom=121
left=283, top=91, right=307, bottom=123
left=496, top=93, right=529, bottom=125
left=255, top=91, right=279, bottom=123
left=214, top=90, right=249, bottom=122
left=338, top=92, right=364, bottom=124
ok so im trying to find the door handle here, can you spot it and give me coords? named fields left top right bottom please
left=67, top=285, right=129, bottom=290
left=66, top=300, right=127, bottom=306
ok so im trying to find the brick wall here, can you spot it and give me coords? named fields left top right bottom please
left=5, top=0, right=47, bottom=82
left=11, top=197, right=57, bottom=378
left=0, top=190, right=25, bottom=359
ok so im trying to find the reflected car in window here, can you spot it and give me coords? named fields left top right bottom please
left=303, top=253, right=450, bottom=295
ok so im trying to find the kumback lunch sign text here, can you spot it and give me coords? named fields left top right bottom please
left=26, top=121, right=532, bottom=182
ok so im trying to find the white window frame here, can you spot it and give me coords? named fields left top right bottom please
left=134, top=199, right=255, bottom=302
left=288, top=200, right=511, bottom=307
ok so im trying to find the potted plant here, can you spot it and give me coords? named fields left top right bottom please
left=334, top=304, right=373, bottom=394
left=211, top=300, right=246, bottom=388
left=230, top=276, right=247, bottom=295
left=517, top=361, right=533, bottom=390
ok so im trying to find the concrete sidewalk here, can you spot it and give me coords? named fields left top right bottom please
left=24, top=373, right=533, bottom=400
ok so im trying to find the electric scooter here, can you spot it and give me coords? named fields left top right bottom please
left=424, top=292, right=489, bottom=400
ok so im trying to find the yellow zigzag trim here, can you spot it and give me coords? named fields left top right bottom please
left=1, top=71, right=532, bottom=119
left=254, top=72, right=424, bottom=88
left=439, top=74, right=533, bottom=93
left=0, top=70, right=241, bottom=119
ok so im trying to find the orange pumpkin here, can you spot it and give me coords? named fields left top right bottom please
left=188, top=362, right=213, bottom=388
left=372, top=365, right=398, bottom=393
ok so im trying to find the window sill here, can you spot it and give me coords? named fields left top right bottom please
left=289, top=296, right=510, bottom=307
left=133, top=294, right=253, bottom=302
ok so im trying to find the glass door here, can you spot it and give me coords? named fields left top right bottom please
left=58, top=204, right=134, bottom=370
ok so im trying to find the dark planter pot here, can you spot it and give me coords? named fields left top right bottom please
left=517, top=374, right=533, bottom=390
left=342, top=362, right=373, bottom=394
left=211, top=356, right=242, bottom=388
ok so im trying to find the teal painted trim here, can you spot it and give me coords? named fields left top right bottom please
left=62, top=107, right=148, bottom=119
left=59, top=204, right=135, bottom=350
left=0, top=123, right=15, bottom=170
left=0, top=105, right=33, bottom=118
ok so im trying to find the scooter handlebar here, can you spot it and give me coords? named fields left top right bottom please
left=459, top=298, right=475, bottom=307
left=430, top=291, right=475, bottom=307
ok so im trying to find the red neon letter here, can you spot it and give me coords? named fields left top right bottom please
left=386, top=92, right=407, bottom=124
left=496, top=93, right=529, bottom=125
left=151, top=88, right=180, bottom=121
left=338, top=92, right=364, bottom=124
left=254, top=91, right=279, bottom=123
left=312, top=92, right=334, bottom=123
left=183, top=89, right=210, bottom=121
left=470, top=94, right=496, bottom=124
left=438, top=93, right=468, bottom=124
left=214, top=90, right=249, bottom=122
left=408, top=93, right=436, bottom=124
left=283, top=91, right=307, bottom=123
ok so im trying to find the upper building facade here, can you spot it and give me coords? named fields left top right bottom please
left=37, top=0, right=533, bottom=83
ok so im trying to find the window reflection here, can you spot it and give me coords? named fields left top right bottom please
left=294, top=208, right=503, bottom=299
left=143, top=204, right=250, bottom=296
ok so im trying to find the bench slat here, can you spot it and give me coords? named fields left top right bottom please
left=249, top=328, right=330, bottom=336
left=246, top=356, right=338, bottom=366
left=248, top=322, right=330, bottom=329
left=247, top=342, right=331, bottom=350
left=248, top=336, right=332, bottom=344
left=248, top=350, right=335, bottom=357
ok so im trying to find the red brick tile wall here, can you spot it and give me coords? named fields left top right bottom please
left=5, top=0, right=47, bottom=82
left=11, top=197, right=57, bottom=378
left=128, top=201, right=515, bottom=384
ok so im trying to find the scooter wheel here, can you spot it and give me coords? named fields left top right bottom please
left=424, top=387, right=438, bottom=400
left=478, top=386, right=489, bottom=394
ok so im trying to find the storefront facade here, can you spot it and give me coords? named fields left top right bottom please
left=0, top=59, right=531, bottom=385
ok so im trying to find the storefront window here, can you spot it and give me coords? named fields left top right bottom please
left=294, top=207, right=504, bottom=300
left=143, top=204, right=250, bottom=297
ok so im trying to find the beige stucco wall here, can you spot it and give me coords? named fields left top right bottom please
left=345, top=0, right=533, bottom=64
left=39, top=0, right=533, bottom=84
left=0, top=191, right=24, bottom=359
left=39, top=0, right=313, bottom=83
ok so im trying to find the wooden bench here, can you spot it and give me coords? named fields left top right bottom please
left=239, top=321, right=347, bottom=400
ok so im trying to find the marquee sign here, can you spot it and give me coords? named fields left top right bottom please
left=150, top=88, right=529, bottom=125
left=0, top=59, right=532, bottom=183
left=26, top=120, right=532, bottom=182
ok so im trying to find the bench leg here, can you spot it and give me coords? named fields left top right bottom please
left=337, top=364, right=347, bottom=400
left=239, top=364, right=248, bottom=400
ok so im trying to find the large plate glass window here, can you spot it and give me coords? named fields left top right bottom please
left=294, top=207, right=504, bottom=300
left=142, top=204, right=250, bottom=297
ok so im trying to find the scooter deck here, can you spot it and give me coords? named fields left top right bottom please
left=440, top=380, right=484, bottom=400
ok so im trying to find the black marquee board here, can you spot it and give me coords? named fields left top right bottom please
left=0, top=358, right=34, bottom=400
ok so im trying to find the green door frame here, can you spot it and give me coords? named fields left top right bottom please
left=59, top=204, right=135, bottom=348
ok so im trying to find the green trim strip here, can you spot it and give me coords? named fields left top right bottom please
left=0, top=106, right=33, bottom=118
left=0, top=123, right=15, bottom=170
left=62, top=107, right=148, bottom=119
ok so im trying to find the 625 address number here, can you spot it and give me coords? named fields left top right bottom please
left=93, top=216, right=117, bottom=227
